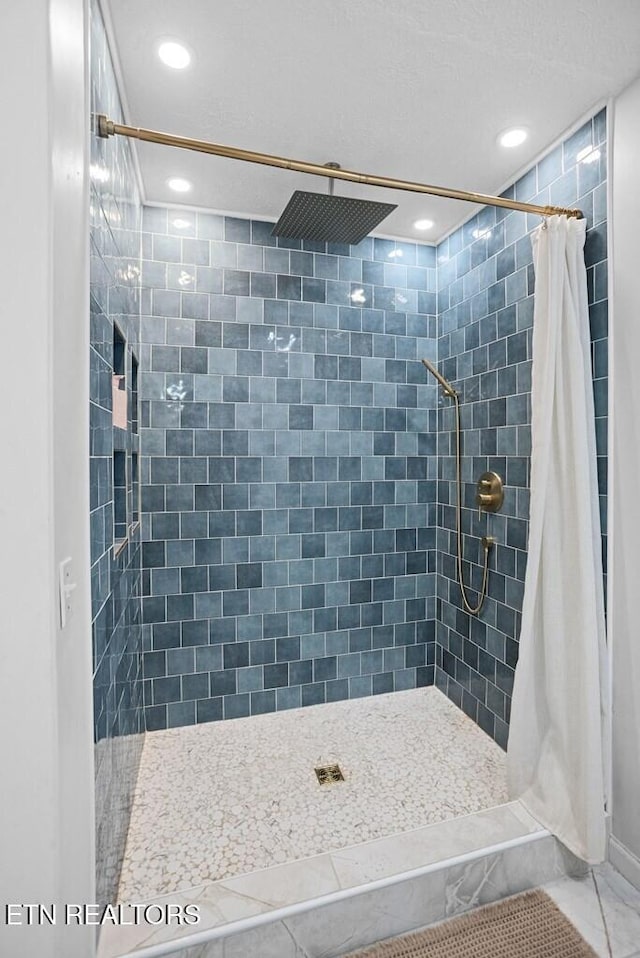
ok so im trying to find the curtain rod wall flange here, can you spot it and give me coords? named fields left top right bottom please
left=95, top=114, right=583, bottom=221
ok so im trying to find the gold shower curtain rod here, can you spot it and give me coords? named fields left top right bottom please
left=95, top=114, right=583, bottom=220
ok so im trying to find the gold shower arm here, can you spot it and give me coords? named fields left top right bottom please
left=95, top=115, right=583, bottom=220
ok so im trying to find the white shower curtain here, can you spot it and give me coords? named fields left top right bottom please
left=507, top=215, right=608, bottom=864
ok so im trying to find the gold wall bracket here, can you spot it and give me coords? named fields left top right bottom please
left=476, top=472, right=504, bottom=518
left=96, top=114, right=114, bottom=138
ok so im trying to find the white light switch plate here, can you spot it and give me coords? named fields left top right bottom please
left=58, top=557, right=77, bottom=629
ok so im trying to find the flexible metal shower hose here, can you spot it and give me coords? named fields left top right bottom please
left=451, top=393, right=491, bottom=616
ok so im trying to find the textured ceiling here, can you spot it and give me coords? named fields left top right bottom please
left=105, top=0, right=640, bottom=241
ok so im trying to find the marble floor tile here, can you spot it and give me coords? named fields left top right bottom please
left=545, top=863, right=640, bottom=958
left=223, top=921, right=308, bottom=958
left=96, top=881, right=273, bottom=958
left=118, top=688, right=508, bottom=901
left=162, top=942, right=224, bottom=958
left=444, top=834, right=586, bottom=919
left=284, top=869, right=448, bottom=957
left=220, top=854, right=340, bottom=909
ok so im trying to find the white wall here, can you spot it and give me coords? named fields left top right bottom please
left=609, top=75, right=640, bottom=888
left=0, top=1, right=95, bottom=956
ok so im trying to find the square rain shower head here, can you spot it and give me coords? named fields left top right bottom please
left=272, top=190, right=397, bottom=245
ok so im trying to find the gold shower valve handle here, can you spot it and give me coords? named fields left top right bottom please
left=476, top=471, right=504, bottom=516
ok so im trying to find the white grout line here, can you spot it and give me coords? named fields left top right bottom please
left=113, top=828, right=550, bottom=958
left=590, top=868, right=614, bottom=958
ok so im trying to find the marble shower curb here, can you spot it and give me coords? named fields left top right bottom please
left=98, top=802, right=586, bottom=958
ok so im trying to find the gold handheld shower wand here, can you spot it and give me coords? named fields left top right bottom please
left=421, top=358, right=494, bottom=616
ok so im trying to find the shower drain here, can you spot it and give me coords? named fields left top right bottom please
left=314, top=763, right=345, bottom=785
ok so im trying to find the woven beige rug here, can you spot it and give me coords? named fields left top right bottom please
left=348, top=890, right=598, bottom=958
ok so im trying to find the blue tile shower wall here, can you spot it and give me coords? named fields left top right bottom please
left=139, top=215, right=438, bottom=729
left=90, top=0, right=144, bottom=906
left=434, top=110, right=608, bottom=747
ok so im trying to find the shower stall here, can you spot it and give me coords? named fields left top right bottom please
left=89, top=4, right=609, bottom=955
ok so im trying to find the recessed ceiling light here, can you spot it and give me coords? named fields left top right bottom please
left=172, top=217, right=191, bottom=229
left=167, top=177, right=192, bottom=193
left=498, top=127, right=528, bottom=148
left=414, top=219, right=434, bottom=231
left=158, top=40, right=191, bottom=70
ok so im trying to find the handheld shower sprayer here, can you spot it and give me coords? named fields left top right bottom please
left=421, top=357, right=494, bottom=616
left=421, top=358, right=457, bottom=398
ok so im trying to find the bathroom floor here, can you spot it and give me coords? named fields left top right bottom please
left=118, top=687, right=508, bottom=901
left=544, top=863, right=640, bottom=958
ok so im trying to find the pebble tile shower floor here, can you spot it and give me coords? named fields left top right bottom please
left=117, top=687, right=508, bottom=901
